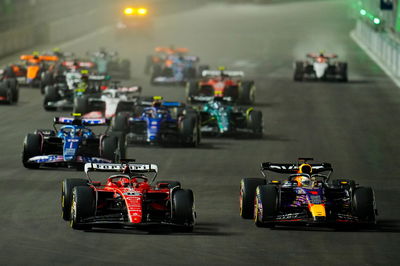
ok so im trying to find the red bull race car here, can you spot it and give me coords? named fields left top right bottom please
left=61, top=161, right=196, bottom=231
left=240, top=158, right=377, bottom=228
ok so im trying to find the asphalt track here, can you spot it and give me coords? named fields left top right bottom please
left=1, top=1, right=400, bottom=265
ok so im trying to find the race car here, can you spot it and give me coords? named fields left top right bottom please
left=112, top=96, right=201, bottom=146
left=88, top=48, right=130, bottom=79
left=145, top=46, right=208, bottom=85
left=198, top=97, right=263, bottom=137
left=75, top=82, right=142, bottom=118
left=20, top=52, right=59, bottom=87
left=186, top=69, right=255, bottom=105
left=0, top=67, right=19, bottom=104
left=40, top=59, right=97, bottom=94
left=294, top=52, right=348, bottom=82
left=240, top=158, right=377, bottom=227
left=43, top=72, right=110, bottom=111
left=22, top=116, right=125, bottom=169
left=116, top=6, right=152, bottom=31
left=61, top=161, right=196, bottom=231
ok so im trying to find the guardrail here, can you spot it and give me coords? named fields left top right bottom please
left=352, top=20, right=400, bottom=85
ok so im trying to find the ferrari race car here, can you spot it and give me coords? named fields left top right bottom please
left=88, top=49, right=130, bottom=79
left=22, top=116, right=125, bottom=169
left=75, top=82, right=142, bottom=118
left=240, top=158, right=377, bottom=227
left=198, top=97, right=263, bottom=137
left=43, top=72, right=110, bottom=111
left=0, top=68, right=19, bottom=104
left=116, top=6, right=152, bottom=31
left=186, top=69, right=255, bottom=105
left=61, top=161, right=196, bottom=231
left=145, top=47, right=208, bottom=85
left=294, top=53, right=348, bottom=82
left=112, top=97, right=201, bottom=146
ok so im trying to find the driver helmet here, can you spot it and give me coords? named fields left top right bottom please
left=152, top=96, right=163, bottom=107
left=297, top=176, right=312, bottom=187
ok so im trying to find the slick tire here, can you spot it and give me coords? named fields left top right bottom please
left=112, top=113, right=129, bottom=133
left=172, top=189, right=195, bottom=232
left=62, top=179, right=89, bottom=221
left=239, top=81, right=255, bottom=105
left=180, top=115, right=199, bottom=147
left=43, top=85, right=60, bottom=111
left=254, top=185, right=278, bottom=227
left=70, top=186, right=95, bottom=230
left=294, top=61, right=304, bottom=81
left=22, top=134, right=41, bottom=169
left=247, top=110, right=263, bottom=138
left=102, top=135, right=120, bottom=162
left=73, top=96, right=89, bottom=114
left=352, top=187, right=376, bottom=223
left=240, top=178, right=266, bottom=219
left=185, top=80, right=199, bottom=103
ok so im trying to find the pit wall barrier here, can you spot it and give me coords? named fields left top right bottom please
left=352, top=20, right=400, bottom=86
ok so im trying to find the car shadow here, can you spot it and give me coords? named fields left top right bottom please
left=86, top=222, right=237, bottom=236
left=269, top=219, right=400, bottom=233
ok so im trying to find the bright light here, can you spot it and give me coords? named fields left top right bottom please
left=373, top=18, right=381, bottom=24
left=137, top=8, right=147, bottom=15
left=124, top=7, right=134, bottom=15
left=360, top=9, right=367, bottom=16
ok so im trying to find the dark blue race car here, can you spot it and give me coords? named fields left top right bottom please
left=112, top=98, right=200, bottom=146
left=22, top=116, right=125, bottom=169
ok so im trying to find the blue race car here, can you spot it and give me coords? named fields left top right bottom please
left=112, top=97, right=200, bottom=146
left=198, top=97, right=263, bottom=138
left=22, top=116, right=125, bottom=169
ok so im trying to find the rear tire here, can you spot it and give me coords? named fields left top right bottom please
left=61, top=179, right=88, bottom=221
left=22, top=134, right=41, bottom=169
left=240, top=178, right=266, bottom=219
left=294, top=61, right=304, bottom=81
left=70, top=186, right=95, bottom=230
left=73, top=96, right=89, bottom=114
left=185, top=81, right=198, bottom=103
left=352, top=187, right=376, bottom=223
left=338, top=62, right=348, bottom=82
left=102, top=135, right=120, bottom=162
left=43, top=85, right=60, bottom=111
left=180, top=115, right=199, bottom=147
left=239, top=81, right=255, bottom=105
left=247, top=110, right=263, bottom=138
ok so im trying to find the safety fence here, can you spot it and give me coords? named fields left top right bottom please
left=353, top=20, right=400, bottom=80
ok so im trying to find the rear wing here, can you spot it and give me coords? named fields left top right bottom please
left=261, top=162, right=333, bottom=174
left=306, top=53, right=338, bottom=59
left=84, top=163, right=158, bottom=174
left=155, top=47, right=188, bottom=54
left=20, top=55, right=59, bottom=61
left=62, top=61, right=96, bottom=69
left=183, top=55, right=199, bottom=62
left=117, top=86, right=142, bottom=93
left=202, top=70, right=244, bottom=78
left=190, top=96, right=232, bottom=103
left=54, top=117, right=110, bottom=126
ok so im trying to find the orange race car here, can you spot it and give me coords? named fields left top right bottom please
left=20, top=52, right=58, bottom=87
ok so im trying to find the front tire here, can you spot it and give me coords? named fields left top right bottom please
left=61, top=179, right=89, bottom=221
left=352, top=187, right=376, bottom=224
left=70, top=186, right=95, bottom=230
left=247, top=110, right=263, bottom=138
left=172, top=189, right=195, bottom=232
left=240, top=178, right=266, bottom=219
left=22, top=134, right=41, bottom=169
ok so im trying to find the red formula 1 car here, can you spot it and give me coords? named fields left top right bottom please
left=186, top=69, right=255, bottom=105
left=61, top=161, right=196, bottom=231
